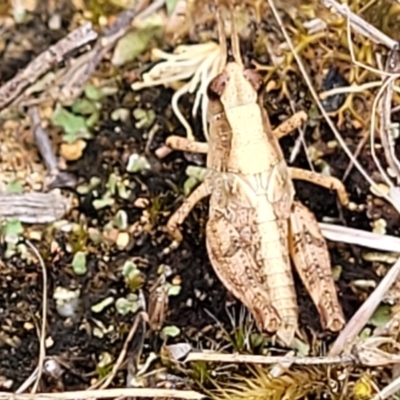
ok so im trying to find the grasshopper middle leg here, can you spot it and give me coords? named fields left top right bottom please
left=273, top=111, right=308, bottom=139
left=289, top=167, right=356, bottom=210
left=165, top=179, right=212, bottom=253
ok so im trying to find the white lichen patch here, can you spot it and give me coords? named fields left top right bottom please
left=131, top=41, right=221, bottom=141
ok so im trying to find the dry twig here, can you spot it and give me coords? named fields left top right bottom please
left=0, top=23, right=97, bottom=110
left=28, top=107, right=77, bottom=189
left=61, top=0, right=166, bottom=102
left=0, top=191, right=72, bottom=223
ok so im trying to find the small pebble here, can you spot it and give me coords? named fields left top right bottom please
left=116, top=232, right=130, bottom=249
left=60, top=140, right=87, bottom=161
left=48, top=13, right=61, bottom=30
left=134, top=198, right=149, bottom=208
left=45, top=336, right=54, bottom=348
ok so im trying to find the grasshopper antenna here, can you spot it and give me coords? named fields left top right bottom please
left=215, top=0, right=228, bottom=73
left=228, top=2, right=244, bottom=68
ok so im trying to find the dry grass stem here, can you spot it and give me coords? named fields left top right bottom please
left=319, top=222, right=400, bottom=253
left=268, top=0, right=399, bottom=212
left=98, top=312, right=147, bottom=389
left=25, top=240, right=48, bottom=393
left=329, top=256, right=400, bottom=355
left=0, top=388, right=205, bottom=400
left=185, top=351, right=355, bottom=366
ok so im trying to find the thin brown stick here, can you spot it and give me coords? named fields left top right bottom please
left=0, top=23, right=97, bottom=110
left=28, top=107, right=77, bottom=189
left=99, top=312, right=146, bottom=389
left=28, top=107, right=58, bottom=172
left=0, top=388, right=205, bottom=400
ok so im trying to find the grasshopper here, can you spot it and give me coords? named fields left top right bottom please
left=164, top=4, right=353, bottom=346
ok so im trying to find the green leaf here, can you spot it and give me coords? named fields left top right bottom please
left=293, top=338, right=310, bottom=357
left=186, top=165, right=207, bottom=181
left=369, top=305, right=392, bottom=327
left=6, top=181, right=23, bottom=194
left=113, top=209, right=128, bottom=230
left=84, top=84, right=103, bottom=101
left=92, top=197, right=115, bottom=210
left=86, top=110, right=100, bottom=128
left=117, top=182, right=132, bottom=200
left=2, top=219, right=24, bottom=236
left=51, top=106, right=90, bottom=143
left=126, top=154, right=150, bottom=173
left=133, top=108, right=156, bottom=129
left=162, top=325, right=180, bottom=338
left=107, top=174, right=118, bottom=195
left=115, top=295, right=140, bottom=315
left=72, top=98, right=97, bottom=115
left=183, top=176, right=199, bottom=197
left=112, top=26, right=160, bottom=67
left=166, top=283, right=181, bottom=296
left=166, top=0, right=178, bottom=15
left=91, top=297, right=115, bottom=313
left=122, top=261, right=138, bottom=279
left=72, top=251, right=87, bottom=275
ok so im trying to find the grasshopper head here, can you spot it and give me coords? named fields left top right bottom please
left=208, top=63, right=264, bottom=110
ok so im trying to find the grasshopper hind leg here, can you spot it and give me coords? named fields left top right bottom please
left=206, top=214, right=281, bottom=335
left=288, top=201, right=345, bottom=332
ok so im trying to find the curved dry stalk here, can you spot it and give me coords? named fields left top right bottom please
left=25, top=240, right=48, bottom=394
left=369, top=78, right=396, bottom=188
left=319, top=81, right=400, bottom=100
left=132, top=42, right=221, bottom=140
left=371, top=374, right=400, bottom=400
left=99, top=312, right=147, bottom=389
left=322, top=0, right=398, bottom=51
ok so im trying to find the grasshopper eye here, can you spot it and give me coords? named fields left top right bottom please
left=244, top=69, right=263, bottom=93
left=207, top=71, right=229, bottom=99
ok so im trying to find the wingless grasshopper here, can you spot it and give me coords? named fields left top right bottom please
left=164, top=3, right=355, bottom=346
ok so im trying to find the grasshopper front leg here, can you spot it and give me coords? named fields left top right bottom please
left=164, top=178, right=212, bottom=254
left=289, top=201, right=345, bottom=332
left=166, top=136, right=209, bottom=154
